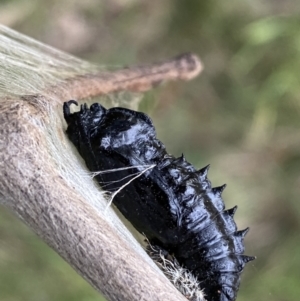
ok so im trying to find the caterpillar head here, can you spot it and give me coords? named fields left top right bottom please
left=63, top=101, right=166, bottom=163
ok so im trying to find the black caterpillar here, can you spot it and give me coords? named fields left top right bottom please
left=63, top=100, right=255, bottom=301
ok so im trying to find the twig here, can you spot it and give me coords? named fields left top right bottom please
left=0, top=26, right=203, bottom=301
left=54, top=52, right=203, bottom=101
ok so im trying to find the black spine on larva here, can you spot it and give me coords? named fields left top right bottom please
left=63, top=101, right=255, bottom=301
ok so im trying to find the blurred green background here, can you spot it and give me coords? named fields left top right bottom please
left=0, top=1, right=300, bottom=300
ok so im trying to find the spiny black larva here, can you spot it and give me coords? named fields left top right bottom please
left=63, top=100, right=255, bottom=301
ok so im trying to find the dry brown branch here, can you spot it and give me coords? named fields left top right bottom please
left=49, top=52, right=203, bottom=101
left=0, top=26, right=203, bottom=301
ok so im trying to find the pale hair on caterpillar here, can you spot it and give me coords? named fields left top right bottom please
left=146, top=241, right=206, bottom=301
